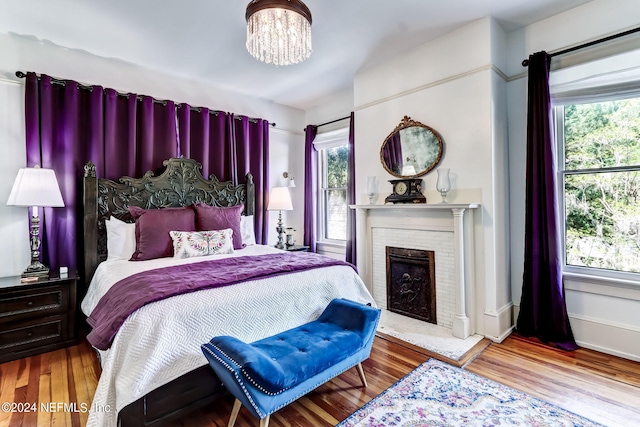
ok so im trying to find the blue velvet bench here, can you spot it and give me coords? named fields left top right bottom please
left=201, top=298, right=380, bottom=427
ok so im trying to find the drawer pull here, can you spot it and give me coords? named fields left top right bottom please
left=27, top=332, right=33, bottom=337
left=27, top=301, right=34, bottom=306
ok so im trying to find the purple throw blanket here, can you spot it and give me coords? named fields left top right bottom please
left=86, top=252, right=355, bottom=350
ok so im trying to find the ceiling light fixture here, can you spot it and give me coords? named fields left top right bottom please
left=245, top=0, right=312, bottom=66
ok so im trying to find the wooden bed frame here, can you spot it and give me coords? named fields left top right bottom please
left=82, top=157, right=255, bottom=426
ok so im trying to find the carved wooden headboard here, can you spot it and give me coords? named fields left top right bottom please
left=82, top=157, right=255, bottom=288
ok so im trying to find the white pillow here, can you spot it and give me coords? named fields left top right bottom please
left=105, top=216, right=136, bottom=260
left=169, top=229, right=235, bottom=259
left=240, top=215, right=257, bottom=246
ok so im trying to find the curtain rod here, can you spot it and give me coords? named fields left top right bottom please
left=313, top=115, right=350, bottom=128
left=521, top=26, right=640, bottom=67
left=15, top=71, right=276, bottom=127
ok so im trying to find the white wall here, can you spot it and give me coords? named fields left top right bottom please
left=0, top=32, right=305, bottom=277
left=0, top=79, right=27, bottom=276
left=352, top=17, right=512, bottom=340
left=506, top=0, right=640, bottom=360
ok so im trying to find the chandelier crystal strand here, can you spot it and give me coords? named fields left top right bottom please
left=246, top=5, right=312, bottom=66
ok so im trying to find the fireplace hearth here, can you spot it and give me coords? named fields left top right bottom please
left=386, top=246, right=436, bottom=324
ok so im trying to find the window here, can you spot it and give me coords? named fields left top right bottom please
left=556, top=97, right=640, bottom=276
left=314, top=128, right=349, bottom=243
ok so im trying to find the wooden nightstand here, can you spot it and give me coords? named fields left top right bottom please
left=285, top=245, right=310, bottom=252
left=0, top=272, right=78, bottom=363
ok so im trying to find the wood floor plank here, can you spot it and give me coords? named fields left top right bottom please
left=1, top=333, right=639, bottom=426
left=37, top=358, right=52, bottom=427
left=20, top=354, right=40, bottom=427
left=0, top=359, right=20, bottom=427
left=50, top=348, right=72, bottom=426
left=68, top=345, right=91, bottom=427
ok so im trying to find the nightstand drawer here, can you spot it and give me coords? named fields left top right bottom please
left=0, top=316, right=67, bottom=351
left=0, top=285, right=68, bottom=319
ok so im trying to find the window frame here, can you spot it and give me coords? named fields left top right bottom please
left=313, top=127, right=350, bottom=246
left=554, top=101, right=640, bottom=284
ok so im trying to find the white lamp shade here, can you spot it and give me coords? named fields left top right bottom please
left=7, top=167, right=65, bottom=208
left=267, top=186, right=293, bottom=211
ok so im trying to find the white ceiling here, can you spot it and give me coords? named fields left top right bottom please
left=1, top=0, right=592, bottom=111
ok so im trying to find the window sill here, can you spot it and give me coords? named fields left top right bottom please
left=316, top=240, right=346, bottom=255
left=563, top=270, right=640, bottom=301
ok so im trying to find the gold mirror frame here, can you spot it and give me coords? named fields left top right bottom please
left=380, top=116, right=444, bottom=178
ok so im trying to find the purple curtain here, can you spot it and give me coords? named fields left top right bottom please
left=345, top=112, right=356, bottom=264
left=25, top=73, right=103, bottom=272
left=103, top=90, right=177, bottom=179
left=231, top=115, right=270, bottom=244
left=516, top=52, right=578, bottom=351
left=176, top=105, right=233, bottom=180
left=25, top=73, right=179, bottom=271
left=303, top=125, right=318, bottom=252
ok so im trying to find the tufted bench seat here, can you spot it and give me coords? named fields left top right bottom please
left=201, top=298, right=380, bottom=427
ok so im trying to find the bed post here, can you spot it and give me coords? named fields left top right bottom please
left=245, top=172, right=255, bottom=216
left=83, top=161, right=98, bottom=289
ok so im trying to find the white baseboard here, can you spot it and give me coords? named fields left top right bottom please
left=482, top=303, right=513, bottom=342
left=513, top=303, right=640, bottom=361
left=570, top=314, right=640, bottom=362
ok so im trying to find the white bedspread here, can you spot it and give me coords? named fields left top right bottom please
left=81, top=245, right=375, bottom=427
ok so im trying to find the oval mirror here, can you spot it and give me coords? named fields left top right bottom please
left=380, top=116, right=444, bottom=178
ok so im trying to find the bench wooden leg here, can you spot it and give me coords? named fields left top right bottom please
left=260, top=414, right=270, bottom=427
left=228, top=398, right=242, bottom=427
left=356, top=362, right=368, bottom=388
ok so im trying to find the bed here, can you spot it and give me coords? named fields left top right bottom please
left=80, top=157, right=375, bottom=427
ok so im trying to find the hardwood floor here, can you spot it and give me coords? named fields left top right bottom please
left=1, top=334, right=639, bottom=426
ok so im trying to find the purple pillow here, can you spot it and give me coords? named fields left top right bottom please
left=193, top=204, right=245, bottom=250
left=129, top=206, right=196, bottom=261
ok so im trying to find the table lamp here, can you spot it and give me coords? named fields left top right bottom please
left=7, top=165, right=65, bottom=277
left=267, top=186, right=293, bottom=249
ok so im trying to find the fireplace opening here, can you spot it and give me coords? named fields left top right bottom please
left=386, top=246, right=436, bottom=324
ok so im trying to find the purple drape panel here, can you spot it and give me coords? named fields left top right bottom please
left=25, top=73, right=104, bottom=271
left=176, top=106, right=232, bottom=180
left=516, top=52, right=577, bottom=351
left=133, top=97, right=178, bottom=178
left=25, top=73, right=179, bottom=271
left=103, top=92, right=177, bottom=179
left=345, top=112, right=356, bottom=264
left=303, top=125, right=318, bottom=252
left=104, top=89, right=136, bottom=179
left=231, top=115, right=270, bottom=244
left=24, top=72, right=271, bottom=268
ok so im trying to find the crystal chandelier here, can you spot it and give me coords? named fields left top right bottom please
left=245, top=0, right=312, bottom=66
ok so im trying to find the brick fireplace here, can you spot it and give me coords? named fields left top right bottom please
left=373, top=227, right=454, bottom=328
left=352, top=204, right=478, bottom=339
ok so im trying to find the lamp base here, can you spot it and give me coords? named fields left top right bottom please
left=22, top=261, right=49, bottom=278
left=275, top=210, right=286, bottom=250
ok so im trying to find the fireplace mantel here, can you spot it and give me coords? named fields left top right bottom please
left=350, top=203, right=480, bottom=339
left=349, top=203, right=480, bottom=211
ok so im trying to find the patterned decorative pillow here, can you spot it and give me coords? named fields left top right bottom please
left=169, top=229, right=235, bottom=259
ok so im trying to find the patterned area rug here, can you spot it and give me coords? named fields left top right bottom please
left=336, top=359, right=603, bottom=427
